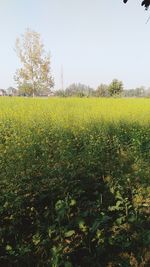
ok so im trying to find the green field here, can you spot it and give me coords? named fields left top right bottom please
left=0, top=97, right=150, bottom=267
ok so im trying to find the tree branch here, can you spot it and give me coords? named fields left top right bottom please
left=123, top=0, right=150, bottom=9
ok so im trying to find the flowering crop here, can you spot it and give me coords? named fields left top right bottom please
left=0, top=97, right=150, bottom=266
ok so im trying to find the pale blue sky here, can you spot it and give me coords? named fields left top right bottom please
left=0, top=0, right=150, bottom=90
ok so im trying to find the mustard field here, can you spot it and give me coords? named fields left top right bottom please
left=0, top=97, right=150, bottom=267
left=1, top=97, right=150, bottom=126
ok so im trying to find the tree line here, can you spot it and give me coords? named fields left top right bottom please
left=56, top=82, right=150, bottom=98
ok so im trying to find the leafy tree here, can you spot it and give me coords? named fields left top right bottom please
left=14, top=28, right=54, bottom=97
left=123, top=0, right=150, bottom=10
left=95, top=84, right=109, bottom=97
left=108, top=79, right=123, bottom=96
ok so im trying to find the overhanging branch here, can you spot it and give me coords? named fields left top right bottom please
left=123, top=0, right=150, bottom=10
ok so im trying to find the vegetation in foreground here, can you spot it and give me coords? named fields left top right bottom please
left=0, top=97, right=150, bottom=267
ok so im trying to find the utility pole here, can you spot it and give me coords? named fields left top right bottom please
left=61, top=65, right=64, bottom=91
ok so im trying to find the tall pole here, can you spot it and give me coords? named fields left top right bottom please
left=61, top=65, right=64, bottom=91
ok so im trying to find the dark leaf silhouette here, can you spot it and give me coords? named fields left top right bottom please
left=123, top=0, right=150, bottom=9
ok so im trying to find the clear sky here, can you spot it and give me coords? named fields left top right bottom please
left=0, top=0, right=150, bottom=90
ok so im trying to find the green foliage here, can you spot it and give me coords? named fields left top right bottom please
left=108, top=79, right=123, bottom=96
left=0, top=98, right=150, bottom=266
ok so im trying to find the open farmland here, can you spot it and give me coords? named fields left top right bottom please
left=0, top=97, right=150, bottom=267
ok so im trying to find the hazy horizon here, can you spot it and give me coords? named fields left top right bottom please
left=0, top=0, right=150, bottom=90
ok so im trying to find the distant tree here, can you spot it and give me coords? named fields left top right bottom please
left=123, top=89, right=136, bottom=97
left=134, top=86, right=145, bottom=97
left=65, top=83, right=94, bottom=97
left=0, top=89, right=7, bottom=96
left=145, top=87, right=150, bottom=97
left=55, top=89, right=66, bottom=97
left=14, top=28, right=54, bottom=97
left=108, top=79, right=123, bottom=96
left=123, top=86, right=146, bottom=97
left=95, top=84, right=109, bottom=97
left=123, top=0, right=150, bottom=10
left=7, top=87, right=18, bottom=96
